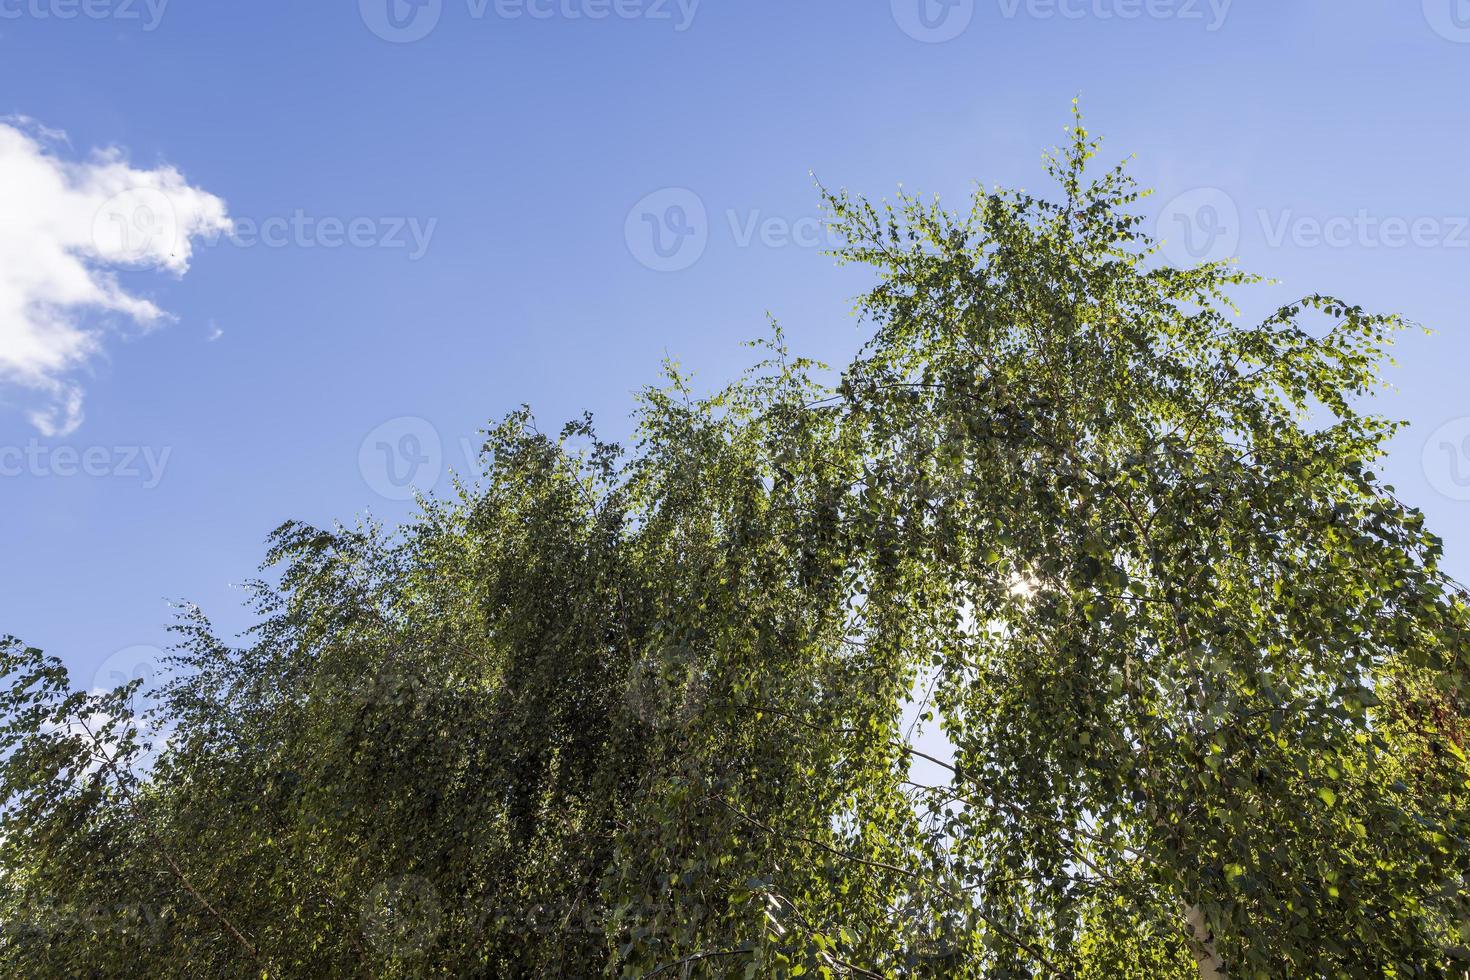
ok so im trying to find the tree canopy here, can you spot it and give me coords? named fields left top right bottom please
left=5, top=112, right=1469, bottom=978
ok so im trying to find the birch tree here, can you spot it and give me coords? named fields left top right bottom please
left=3, top=111, right=1467, bottom=978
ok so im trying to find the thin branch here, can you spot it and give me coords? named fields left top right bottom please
left=74, top=713, right=265, bottom=964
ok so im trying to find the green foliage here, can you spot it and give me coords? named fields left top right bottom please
left=5, top=112, right=1469, bottom=977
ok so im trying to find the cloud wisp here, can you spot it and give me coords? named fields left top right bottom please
left=0, top=118, right=229, bottom=435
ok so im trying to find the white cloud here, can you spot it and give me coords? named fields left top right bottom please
left=0, top=118, right=229, bottom=435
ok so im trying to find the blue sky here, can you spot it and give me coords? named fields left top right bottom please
left=2, top=1, right=1469, bottom=698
